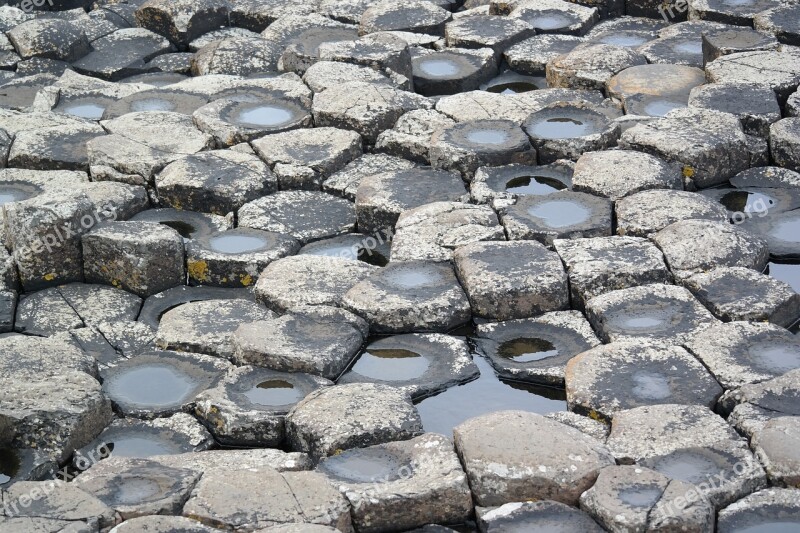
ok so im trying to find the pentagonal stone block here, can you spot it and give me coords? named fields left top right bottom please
left=547, top=44, right=647, bottom=91
left=3, top=480, right=118, bottom=529
left=571, top=149, right=681, bottom=200
left=615, top=189, right=728, bottom=237
left=688, top=82, right=780, bottom=138
left=376, top=108, right=458, bottom=163
left=453, top=411, right=615, bottom=507
left=685, top=321, right=800, bottom=390
left=478, top=500, right=604, bottom=532
left=454, top=240, right=568, bottom=320
left=717, top=488, right=800, bottom=533
left=359, top=1, right=452, bottom=36
left=444, top=15, right=535, bottom=60
left=720, top=370, right=800, bottom=439
left=342, top=260, right=471, bottom=333
left=7, top=19, right=90, bottom=62
left=565, top=340, right=723, bottom=420
left=82, top=221, right=185, bottom=298
left=586, top=283, right=718, bottom=344
left=135, top=0, right=229, bottom=47
left=72, top=28, right=175, bottom=81
left=754, top=3, right=800, bottom=46
left=751, top=417, right=800, bottom=487
left=286, top=382, right=422, bottom=462
left=555, top=236, right=671, bottom=311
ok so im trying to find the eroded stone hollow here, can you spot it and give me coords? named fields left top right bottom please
left=0, top=0, right=798, bottom=530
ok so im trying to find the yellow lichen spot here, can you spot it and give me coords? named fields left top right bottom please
left=111, top=279, right=121, bottom=288
left=43, top=273, right=55, bottom=281
left=588, top=409, right=604, bottom=422
left=682, top=166, right=695, bottom=178
left=333, top=449, right=344, bottom=456
left=239, top=274, right=253, bottom=286
left=188, top=260, right=210, bottom=282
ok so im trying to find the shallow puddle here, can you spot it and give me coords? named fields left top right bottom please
left=320, top=448, right=409, bottom=483
left=237, top=105, right=294, bottom=127
left=527, top=117, right=598, bottom=139
left=749, top=340, right=800, bottom=373
left=418, top=58, right=460, bottom=77
left=465, top=129, right=508, bottom=145
left=730, top=522, right=800, bottom=533
left=130, top=98, right=177, bottom=112
left=104, top=364, right=197, bottom=410
left=597, top=33, right=650, bottom=48
left=768, top=262, right=800, bottom=292
left=720, top=190, right=777, bottom=215
left=109, top=476, right=163, bottom=505
left=57, top=100, right=106, bottom=120
left=528, top=200, right=591, bottom=228
left=415, top=353, right=566, bottom=437
left=525, top=11, right=577, bottom=31
left=640, top=98, right=685, bottom=117
left=387, top=265, right=442, bottom=289
left=672, top=41, right=702, bottom=55
left=497, top=337, right=560, bottom=363
left=618, top=485, right=664, bottom=508
left=0, top=182, right=41, bottom=206
left=160, top=220, right=198, bottom=240
left=646, top=449, right=723, bottom=485
left=771, top=215, right=800, bottom=243
left=505, top=175, right=568, bottom=195
left=242, top=379, right=302, bottom=406
left=208, top=234, right=268, bottom=254
left=349, top=348, right=431, bottom=381
left=106, top=436, right=183, bottom=458
left=631, top=371, right=672, bottom=400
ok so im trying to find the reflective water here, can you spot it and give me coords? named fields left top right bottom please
left=208, top=234, right=268, bottom=254
left=106, top=436, right=182, bottom=458
left=486, top=81, right=540, bottom=94
left=649, top=450, right=720, bottom=485
left=631, top=371, right=672, bottom=400
left=527, top=117, right=597, bottom=139
left=242, top=379, right=302, bottom=406
left=750, top=341, right=800, bottom=373
left=320, top=448, right=408, bottom=483
left=720, top=191, right=777, bottom=215
left=59, top=102, right=105, bottom=120
left=530, top=14, right=573, bottom=30
left=237, top=105, right=294, bottom=127
left=466, top=129, right=508, bottom=145
left=673, top=41, right=702, bottom=55
left=130, top=98, right=176, bottom=112
left=505, top=175, right=568, bottom=195
left=772, top=216, right=800, bottom=243
left=768, top=262, right=800, bottom=292
left=415, top=353, right=566, bottom=436
left=160, top=221, right=197, bottom=240
left=0, top=449, right=19, bottom=485
left=598, top=34, right=650, bottom=47
left=104, top=364, right=197, bottom=409
left=418, top=59, right=460, bottom=77
left=618, top=485, right=663, bottom=508
left=528, top=200, right=591, bottom=228
left=642, top=99, right=685, bottom=117
left=349, top=348, right=431, bottom=381
left=387, top=266, right=441, bottom=289
left=497, top=338, right=560, bottom=363
left=0, top=184, right=39, bottom=206
left=621, top=316, right=665, bottom=329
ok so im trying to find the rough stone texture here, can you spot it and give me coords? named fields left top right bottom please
left=135, top=0, right=229, bottom=48
left=3, top=480, right=118, bottom=530
left=454, top=240, right=568, bottom=320
left=751, top=417, right=800, bottom=487
left=683, top=266, right=800, bottom=327
left=706, top=48, right=800, bottom=104
left=685, top=321, right=800, bottom=390
left=565, top=340, right=723, bottom=420
left=571, top=149, right=681, bottom=200
left=717, top=488, right=800, bottom=533
left=454, top=411, right=615, bottom=506
left=478, top=500, right=605, bottom=532
left=547, top=44, right=647, bottom=91
left=652, top=219, right=769, bottom=280
left=555, top=236, right=671, bottom=310
left=615, top=189, right=729, bottom=237
left=771, top=117, right=800, bottom=173
left=317, top=434, right=472, bottom=532
left=391, top=202, right=504, bottom=263
left=286, top=383, right=423, bottom=462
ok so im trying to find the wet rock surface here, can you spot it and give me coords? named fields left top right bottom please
left=0, top=2, right=796, bottom=530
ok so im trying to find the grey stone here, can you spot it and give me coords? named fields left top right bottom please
left=523, top=102, right=621, bottom=163
left=0, top=334, right=96, bottom=380
left=156, top=149, right=277, bottom=214
left=194, top=366, right=332, bottom=447
left=469, top=161, right=574, bottom=203
left=721, top=370, right=800, bottom=438
left=100, top=350, right=230, bottom=418
left=2, top=480, right=118, bottom=530
left=360, top=1, right=452, bottom=36
left=303, top=60, right=396, bottom=93
left=478, top=500, right=604, bottom=533
left=579, top=465, right=715, bottom=533
left=7, top=120, right=105, bottom=172
left=72, top=28, right=175, bottom=81
left=109, top=516, right=218, bottom=532
left=138, top=285, right=251, bottom=330
left=232, top=306, right=368, bottom=380
left=555, top=236, right=671, bottom=310
left=615, top=189, right=729, bottom=237
left=192, top=37, right=282, bottom=76
left=429, top=119, right=537, bottom=179
left=7, top=19, right=90, bottom=62
left=75, top=459, right=200, bottom=519
left=317, top=32, right=414, bottom=83
left=706, top=48, right=800, bottom=105
left=135, top=0, right=228, bottom=48
left=277, top=21, right=360, bottom=75
left=454, top=240, right=568, bottom=320
left=339, top=333, right=479, bottom=399
left=717, top=488, right=800, bottom=533
left=82, top=221, right=185, bottom=298
left=343, top=260, right=471, bottom=333
left=186, top=228, right=299, bottom=288
left=255, top=255, right=378, bottom=312
left=0, top=371, right=113, bottom=463
left=391, top=202, right=503, bottom=262
left=4, top=191, right=94, bottom=291
left=286, top=383, right=423, bottom=462
left=251, top=127, right=362, bottom=190
left=376, top=108, right=458, bottom=163
left=410, top=47, right=496, bottom=96
left=454, top=410, right=615, bottom=506
left=509, top=0, right=600, bottom=33
left=499, top=190, right=613, bottom=246
left=571, top=149, right=681, bottom=200
left=547, top=44, right=646, bottom=91
left=504, top=34, right=585, bottom=75
left=771, top=117, right=800, bottom=173
left=586, top=283, right=718, bottom=344
left=355, top=168, right=465, bottom=235
left=652, top=219, right=769, bottom=280
left=317, top=433, right=472, bottom=532
left=129, top=208, right=230, bottom=241
left=751, top=417, right=800, bottom=487
left=689, top=0, right=785, bottom=26
left=474, top=310, right=600, bottom=386
left=754, top=3, right=800, bottom=46
left=155, top=299, right=276, bottom=359
left=682, top=267, right=800, bottom=327
left=324, top=153, right=416, bottom=200
left=565, top=340, right=723, bottom=420
left=606, top=404, right=766, bottom=508
left=731, top=166, right=800, bottom=189
left=444, top=15, right=535, bottom=60
left=182, top=468, right=352, bottom=531
left=685, top=321, right=800, bottom=390
left=238, top=191, right=356, bottom=243
left=312, top=81, right=432, bottom=143
left=702, top=27, right=780, bottom=67
left=153, top=447, right=312, bottom=474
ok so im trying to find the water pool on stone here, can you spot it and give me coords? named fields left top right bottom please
left=242, top=379, right=302, bottom=406
left=130, top=98, right=177, bottom=112
left=105, top=437, right=183, bottom=458
left=349, top=348, right=431, bottom=381
left=418, top=58, right=460, bottom=77
left=108, top=476, right=163, bottom=505
left=104, top=364, right=197, bottom=409
left=415, top=353, right=566, bottom=436
left=208, top=234, right=268, bottom=254
left=528, top=200, right=592, bottom=228
left=57, top=101, right=106, bottom=120
left=236, top=105, right=294, bottom=127
left=768, top=262, right=800, bottom=292
left=527, top=117, right=598, bottom=139
left=497, top=337, right=560, bottom=363
left=465, top=129, right=508, bottom=145
left=505, top=175, right=568, bottom=195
